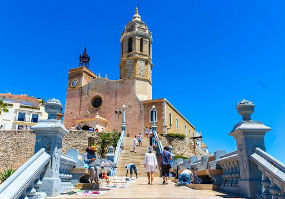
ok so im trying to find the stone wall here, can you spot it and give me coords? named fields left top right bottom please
left=0, top=130, right=35, bottom=173
left=0, top=130, right=101, bottom=173
left=62, top=130, right=100, bottom=154
left=160, top=135, right=206, bottom=158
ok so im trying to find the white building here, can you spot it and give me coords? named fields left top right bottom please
left=0, top=93, right=48, bottom=130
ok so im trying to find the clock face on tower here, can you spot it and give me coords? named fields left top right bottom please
left=71, top=79, right=78, bottom=87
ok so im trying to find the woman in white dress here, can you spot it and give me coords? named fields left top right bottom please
left=144, top=146, right=158, bottom=185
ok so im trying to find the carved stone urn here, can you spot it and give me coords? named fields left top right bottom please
left=236, top=99, right=255, bottom=121
left=44, top=98, right=63, bottom=120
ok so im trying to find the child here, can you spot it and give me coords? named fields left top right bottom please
left=100, top=166, right=109, bottom=183
left=138, top=133, right=143, bottom=147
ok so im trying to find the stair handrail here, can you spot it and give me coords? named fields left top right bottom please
left=113, top=130, right=125, bottom=168
left=251, top=147, right=285, bottom=183
left=0, top=148, right=50, bottom=199
left=153, top=130, right=163, bottom=153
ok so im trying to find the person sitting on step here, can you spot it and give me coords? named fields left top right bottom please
left=125, top=163, right=138, bottom=179
left=84, top=145, right=99, bottom=183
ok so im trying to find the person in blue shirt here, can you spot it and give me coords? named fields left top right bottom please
left=84, top=146, right=99, bottom=183
left=125, top=163, right=138, bottom=178
left=159, top=146, right=172, bottom=184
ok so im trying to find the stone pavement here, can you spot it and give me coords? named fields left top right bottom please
left=48, top=177, right=244, bottom=199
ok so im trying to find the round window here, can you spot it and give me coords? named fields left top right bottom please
left=91, top=96, right=102, bottom=108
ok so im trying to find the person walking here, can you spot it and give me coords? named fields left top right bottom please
left=133, top=135, right=137, bottom=153
left=125, top=163, right=138, bottom=178
left=149, top=128, right=153, bottom=137
left=159, top=146, right=172, bottom=184
left=138, top=133, right=143, bottom=147
left=144, top=146, right=158, bottom=185
left=149, top=134, right=153, bottom=146
left=145, top=127, right=148, bottom=137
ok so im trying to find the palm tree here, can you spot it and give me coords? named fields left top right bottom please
left=0, top=99, right=8, bottom=115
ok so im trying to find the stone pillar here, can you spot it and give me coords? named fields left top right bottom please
left=32, top=98, right=69, bottom=197
left=121, top=104, right=126, bottom=131
left=151, top=105, right=157, bottom=131
left=230, top=99, right=271, bottom=198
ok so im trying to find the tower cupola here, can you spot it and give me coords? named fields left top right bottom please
left=119, top=7, right=153, bottom=84
left=79, top=48, right=90, bottom=68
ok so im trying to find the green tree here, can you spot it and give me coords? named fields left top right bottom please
left=97, top=131, right=120, bottom=158
left=0, top=99, right=8, bottom=115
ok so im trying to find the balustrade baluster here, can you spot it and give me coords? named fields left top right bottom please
left=231, top=161, right=238, bottom=187
left=230, top=161, right=236, bottom=187
left=269, top=181, right=280, bottom=199
left=235, top=160, right=240, bottom=187
left=227, top=162, right=233, bottom=186
left=261, top=175, right=271, bottom=199
left=278, top=186, right=285, bottom=199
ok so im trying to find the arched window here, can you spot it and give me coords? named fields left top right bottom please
left=140, top=38, right=143, bottom=53
left=148, top=42, right=151, bottom=56
left=128, top=37, right=132, bottom=53
left=169, top=112, right=172, bottom=126
left=150, top=109, right=157, bottom=122
left=184, top=125, right=187, bottom=135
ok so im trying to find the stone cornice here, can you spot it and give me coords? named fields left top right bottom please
left=68, top=66, right=97, bottom=79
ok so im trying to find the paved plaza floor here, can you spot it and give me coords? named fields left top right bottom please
left=48, top=177, right=244, bottom=199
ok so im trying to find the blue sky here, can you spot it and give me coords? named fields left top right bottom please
left=0, top=0, right=284, bottom=162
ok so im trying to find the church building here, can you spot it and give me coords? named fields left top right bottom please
left=64, top=8, right=197, bottom=138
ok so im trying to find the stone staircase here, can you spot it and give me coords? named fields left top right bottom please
left=116, top=136, right=160, bottom=177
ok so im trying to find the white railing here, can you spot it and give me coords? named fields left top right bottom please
left=153, top=130, right=163, bottom=153
left=217, top=151, right=240, bottom=195
left=113, top=130, right=125, bottom=168
left=59, top=154, right=77, bottom=192
left=0, top=148, right=50, bottom=199
left=250, top=147, right=285, bottom=199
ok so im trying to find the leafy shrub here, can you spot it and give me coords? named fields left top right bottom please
left=0, top=169, right=15, bottom=183
left=166, top=133, right=186, bottom=140
left=174, top=154, right=189, bottom=160
left=97, top=131, right=120, bottom=158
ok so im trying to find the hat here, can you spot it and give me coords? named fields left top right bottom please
left=90, top=146, right=96, bottom=151
left=148, top=146, right=153, bottom=152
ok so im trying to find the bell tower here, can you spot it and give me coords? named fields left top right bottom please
left=120, top=7, right=153, bottom=100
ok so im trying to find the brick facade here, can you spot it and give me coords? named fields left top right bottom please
left=64, top=77, right=145, bottom=136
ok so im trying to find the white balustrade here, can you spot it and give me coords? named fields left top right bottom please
left=59, top=154, right=76, bottom=192
left=217, top=151, right=240, bottom=194
left=251, top=147, right=285, bottom=199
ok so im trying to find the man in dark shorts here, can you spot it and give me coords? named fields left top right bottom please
left=159, top=146, right=172, bottom=184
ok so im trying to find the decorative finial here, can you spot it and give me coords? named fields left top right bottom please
left=132, top=7, right=141, bottom=21
left=44, top=98, right=62, bottom=120
left=79, top=48, right=91, bottom=68
left=236, top=99, right=255, bottom=121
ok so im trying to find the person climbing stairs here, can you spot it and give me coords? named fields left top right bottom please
left=116, top=136, right=160, bottom=177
